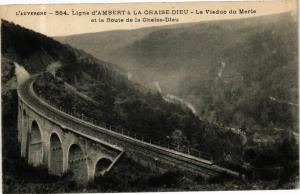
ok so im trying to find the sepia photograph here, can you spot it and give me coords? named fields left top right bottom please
left=0, top=0, right=299, bottom=193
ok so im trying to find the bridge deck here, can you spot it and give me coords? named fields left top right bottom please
left=18, top=76, right=239, bottom=178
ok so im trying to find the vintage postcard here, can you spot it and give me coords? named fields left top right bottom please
left=0, top=0, right=299, bottom=193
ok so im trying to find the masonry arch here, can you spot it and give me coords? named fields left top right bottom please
left=68, top=144, right=88, bottom=182
left=20, top=109, right=27, bottom=147
left=22, top=109, right=27, bottom=132
left=22, top=109, right=27, bottom=117
left=21, top=109, right=27, bottom=133
left=49, top=133, right=64, bottom=176
left=94, top=157, right=112, bottom=177
left=28, top=120, right=43, bottom=166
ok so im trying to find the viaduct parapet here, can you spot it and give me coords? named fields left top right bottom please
left=18, top=76, right=239, bottom=182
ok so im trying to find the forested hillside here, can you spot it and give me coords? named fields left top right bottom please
left=58, top=12, right=298, bottom=132
left=2, top=17, right=298, bottom=192
left=1, top=20, right=244, bottom=161
left=1, top=20, right=242, bottom=192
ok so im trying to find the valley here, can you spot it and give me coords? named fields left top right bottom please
left=1, top=10, right=299, bottom=192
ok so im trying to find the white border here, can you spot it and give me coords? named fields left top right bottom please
left=0, top=0, right=299, bottom=194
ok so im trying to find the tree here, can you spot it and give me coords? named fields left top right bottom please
left=170, top=129, right=189, bottom=152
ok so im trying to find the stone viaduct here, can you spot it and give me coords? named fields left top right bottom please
left=17, top=76, right=239, bottom=183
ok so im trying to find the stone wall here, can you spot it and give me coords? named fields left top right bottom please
left=19, top=101, right=121, bottom=182
left=18, top=86, right=239, bottom=182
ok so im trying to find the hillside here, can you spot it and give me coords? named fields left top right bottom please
left=55, top=22, right=196, bottom=63
left=1, top=20, right=246, bottom=192
left=57, top=12, right=298, bottom=132
left=2, top=17, right=298, bottom=192
left=2, top=19, right=246, bottom=158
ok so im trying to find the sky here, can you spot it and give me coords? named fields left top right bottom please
left=0, top=0, right=297, bottom=37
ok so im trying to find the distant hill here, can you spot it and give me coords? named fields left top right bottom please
left=55, top=22, right=196, bottom=63
left=57, top=12, right=298, bottom=131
